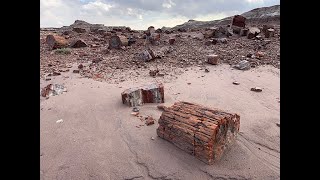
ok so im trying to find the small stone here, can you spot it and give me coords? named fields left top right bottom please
left=56, top=119, right=63, bottom=123
left=151, top=137, right=155, bottom=140
left=78, top=64, right=84, bottom=69
left=133, top=107, right=140, bottom=112
left=276, top=123, right=280, bottom=127
left=131, top=112, right=139, bottom=116
left=233, top=81, right=240, bottom=85
left=251, top=87, right=262, bottom=92
left=73, top=70, right=80, bottom=73
left=246, top=53, right=253, bottom=58
left=45, top=78, right=51, bottom=81
left=145, top=116, right=155, bottom=126
left=206, top=54, right=219, bottom=65
left=205, top=68, right=210, bottom=72
left=187, top=83, right=191, bottom=85
left=52, top=72, right=61, bottom=76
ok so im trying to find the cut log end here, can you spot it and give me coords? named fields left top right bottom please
left=156, top=101, right=240, bottom=164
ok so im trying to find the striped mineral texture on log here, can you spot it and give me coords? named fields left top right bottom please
left=121, top=83, right=164, bottom=107
left=156, top=101, right=240, bottom=165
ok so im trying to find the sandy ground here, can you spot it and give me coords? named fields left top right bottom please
left=40, top=64, right=280, bottom=180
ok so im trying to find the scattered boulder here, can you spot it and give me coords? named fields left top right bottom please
left=234, top=60, right=251, bottom=70
left=240, top=28, right=249, bottom=36
left=41, top=84, right=67, bottom=98
left=138, top=48, right=156, bottom=62
left=70, top=39, right=87, bottom=48
left=265, top=28, right=275, bottom=38
left=206, top=54, right=219, bottom=65
left=121, top=83, right=164, bottom=107
left=149, top=69, right=159, bottom=77
left=232, top=15, right=246, bottom=28
left=145, top=116, right=155, bottom=126
left=109, top=35, right=128, bottom=49
left=169, top=37, right=175, bottom=45
left=262, top=25, right=274, bottom=34
left=46, top=34, right=68, bottom=50
left=247, top=27, right=261, bottom=39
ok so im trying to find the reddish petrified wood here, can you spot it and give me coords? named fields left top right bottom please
left=46, top=34, right=68, bottom=50
left=121, top=83, right=164, bottom=107
left=156, top=101, right=240, bottom=164
left=232, top=15, right=246, bottom=28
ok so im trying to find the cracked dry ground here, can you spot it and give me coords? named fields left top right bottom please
left=40, top=30, right=279, bottom=180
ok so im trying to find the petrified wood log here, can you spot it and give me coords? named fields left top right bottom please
left=46, top=34, right=68, bottom=50
left=156, top=101, right=240, bottom=164
left=109, top=35, right=128, bottom=49
left=121, top=83, right=164, bottom=107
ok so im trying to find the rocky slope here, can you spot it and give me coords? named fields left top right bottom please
left=171, top=5, right=280, bottom=30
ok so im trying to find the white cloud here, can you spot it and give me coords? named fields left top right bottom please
left=245, top=0, right=264, bottom=3
left=162, top=0, right=176, bottom=9
left=82, top=0, right=113, bottom=12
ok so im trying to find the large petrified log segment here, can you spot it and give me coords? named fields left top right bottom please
left=156, top=101, right=240, bottom=164
left=109, top=35, right=128, bottom=49
left=232, top=15, right=246, bottom=28
left=121, top=83, right=164, bottom=107
left=46, top=34, right=68, bottom=50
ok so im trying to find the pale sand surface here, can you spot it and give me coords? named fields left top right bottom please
left=40, top=64, right=280, bottom=180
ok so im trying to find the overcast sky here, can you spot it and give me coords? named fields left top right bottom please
left=40, top=0, right=280, bottom=30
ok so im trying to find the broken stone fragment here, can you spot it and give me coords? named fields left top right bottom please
left=145, top=116, right=155, bottom=126
left=149, top=69, right=159, bottom=77
left=70, top=39, right=87, bottom=48
left=46, top=34, right=68, bottom=50
left=169, top=37, right=175, bottom=45
left=138, top=48, right=155, bottom=62
left=217, top=38, right=227, bottom=44
left=234, top=60, right=250, bottom=70
left=121, top=83, right=164, bottom=107
left=109, top=35, right=128, bottom=49
left=265, top=28, right=275, bottom=38
left=41, top=84, right=67, bottom=98
left=232, top=15, right=246, bottom=28
left=251, top=87, right=262, bottom=92
left=206, top=54, right=219, bottom=65
left=240, top=28, right=249, bottom=36
left=262, top=24, right=274, bottom=34
left=52, top=71, right=61, bottom=76
left=247, top=27, right=261, bottom=39
left=131, top=112, right=139, bottom=116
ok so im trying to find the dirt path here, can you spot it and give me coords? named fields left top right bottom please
left=40, top=64, right=280, bottom=180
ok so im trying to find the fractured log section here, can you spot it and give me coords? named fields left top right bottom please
left=121, top=83, right=164, bottom=107
left=156, top=101, right=240, bottom=164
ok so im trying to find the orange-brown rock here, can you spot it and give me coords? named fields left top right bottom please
left=156, top=101, right=240, bottom=164
left=46, top=34, right=68, bottom=50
